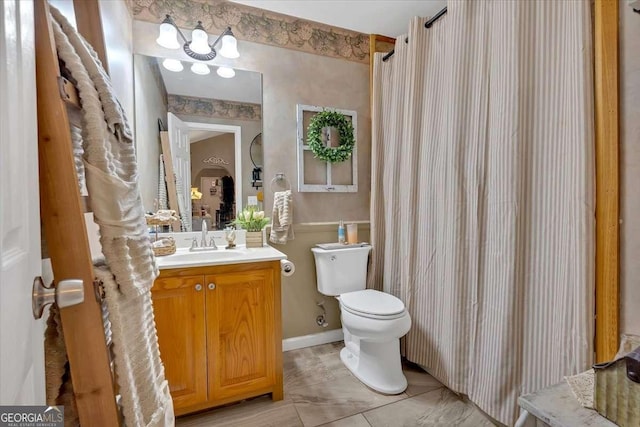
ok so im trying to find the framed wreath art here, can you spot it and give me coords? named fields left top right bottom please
left=296, top=104, right=358, bottom=193
left=307, top=110, right=355, bottom=163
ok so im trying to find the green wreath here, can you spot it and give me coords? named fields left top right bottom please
left=307, top=110, right=355, bottom=163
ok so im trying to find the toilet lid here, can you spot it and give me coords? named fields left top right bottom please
left=340, top=289, right=405, bottom=317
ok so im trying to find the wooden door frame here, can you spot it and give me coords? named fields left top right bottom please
left=594, top=0, right=619, bottom=363
left=369, top=1, right=621, bottom=363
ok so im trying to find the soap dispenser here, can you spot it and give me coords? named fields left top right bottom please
left=338, top=220, right=346, bottom=244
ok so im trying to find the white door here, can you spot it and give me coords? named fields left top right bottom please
left=168, top=113, right=192, bottom=231
left=0, top=0, right=46, bottom=405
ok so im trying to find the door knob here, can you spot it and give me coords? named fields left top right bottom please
left=195, top=284, right=203, bottom=291
left=32, top=277, right=84, bottom=319
left=208, top=283, right=216, bottom=290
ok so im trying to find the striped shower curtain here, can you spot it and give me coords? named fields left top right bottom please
left=370, top=1, right=595, bottom=424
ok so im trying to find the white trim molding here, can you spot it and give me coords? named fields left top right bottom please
left=282, top=329, right=344, bottom=352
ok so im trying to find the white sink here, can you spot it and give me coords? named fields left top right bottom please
left=155, top=246, right=287, bottom=269
left=163, top=250, right=241, bottom=263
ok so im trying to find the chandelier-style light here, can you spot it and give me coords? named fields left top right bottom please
left=156, top=15, right=240, bottom=61
left=190, top=62, right=210, bottom=75
left=216, top=66, right=235, bottom=79
left=162, top=58, right=183, bottom=72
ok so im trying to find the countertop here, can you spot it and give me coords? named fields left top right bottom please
left=155, top=245, right=287, bottom=270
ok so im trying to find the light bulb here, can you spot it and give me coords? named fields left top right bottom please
left=191, top=62, right=210, bottom=75
left=162, top=58, right=183, bottom=72
left=189, top=27, right=211, bottom=55
left=156, top=22, right=180, bottom=50
left=219, top=34, right=240, bottom=59
left=216, top=66, right=235, bottom=78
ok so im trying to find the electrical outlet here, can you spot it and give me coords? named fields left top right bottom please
left=247, top=196, right=258, bottom=206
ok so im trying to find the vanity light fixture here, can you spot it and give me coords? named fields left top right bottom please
left=156, top=15, right=240, bottom=61
left=190, top=62, right=210, bottom=75
left=216, top=66, right=235, bottom=79
left=162, top=58, right=183, bottom=72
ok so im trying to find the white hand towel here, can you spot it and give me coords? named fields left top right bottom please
left=270, top=190, right=294, bottom=244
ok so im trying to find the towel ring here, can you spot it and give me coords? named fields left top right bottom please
left=270, top=173, right=291, bottom=191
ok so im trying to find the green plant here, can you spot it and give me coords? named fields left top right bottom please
left=307, top=110, right=355, bottom=163
left=235, top=206, right=270, bottom=231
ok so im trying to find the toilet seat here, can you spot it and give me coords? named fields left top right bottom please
left=340, top=289, right=406, bottom=320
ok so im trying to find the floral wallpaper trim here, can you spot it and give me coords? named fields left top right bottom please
left=128, top=0, right=369, bottom=64
left=168, top=94, right=262, bottom=121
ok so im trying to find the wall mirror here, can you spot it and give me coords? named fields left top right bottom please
left=134, top=54, right=263, bottom=231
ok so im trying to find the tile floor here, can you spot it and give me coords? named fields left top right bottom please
left=177, top=342, right=495, bottom=427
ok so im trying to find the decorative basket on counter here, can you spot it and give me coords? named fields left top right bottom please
left=146, top=217, right=173, bottom=226
left=145, top=215, right=178, bottom=256
left=151, top=237, right=176, bottom=257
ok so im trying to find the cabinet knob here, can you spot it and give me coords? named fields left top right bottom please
left=208, top=283, right=216, bottom=290
left=195, top=284, right=203, bottom=291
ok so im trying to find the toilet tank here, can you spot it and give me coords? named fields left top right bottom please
left=311, top=245, right=372, bottom=296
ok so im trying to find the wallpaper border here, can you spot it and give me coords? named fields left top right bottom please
left=168, top=94, right=262, bottom=121
left=128, top=0, right=370, bottom=64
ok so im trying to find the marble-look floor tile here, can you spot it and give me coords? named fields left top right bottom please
left=313, top=342, right=353, bottom=377
left=290, top=375, right=407, bottom=427
left=363, top=388, right=495, bottom=427
left=311, top=341, right=344, bottom=359
left=319, top=413, right=371, bottom=427
left=402, top=362, right=444, bottom=397
left=284, top=346, right=334, bottom=391
left=176, top=396, right=302, bottom=427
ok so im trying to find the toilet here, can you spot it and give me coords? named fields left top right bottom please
left=311, top=244, right=411, bottom=394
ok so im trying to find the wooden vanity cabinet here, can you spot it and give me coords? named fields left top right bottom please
left=151, top=274, right=207, bottom=409
left=152, top=261, right=283, bottom=416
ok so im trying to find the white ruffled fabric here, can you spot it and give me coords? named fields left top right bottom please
left=50, top=6, right=174, bottom=426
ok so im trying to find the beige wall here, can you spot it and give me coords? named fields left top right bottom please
left=190, top=134, right=236, bottom=184
left=620, top=2, right=640, bottom=336
left=134, top=55, right=167, bottom=212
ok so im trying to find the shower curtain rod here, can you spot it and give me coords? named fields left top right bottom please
left=382, top=6, right=448, bottom=62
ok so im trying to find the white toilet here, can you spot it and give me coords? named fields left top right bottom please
left=311, top=244, right=411, bottom=394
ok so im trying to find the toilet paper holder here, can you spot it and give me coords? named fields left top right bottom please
left=280, top=259, right=295, bottom=277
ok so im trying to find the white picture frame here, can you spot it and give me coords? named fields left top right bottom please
left=296, top=104, right=358, bottom=193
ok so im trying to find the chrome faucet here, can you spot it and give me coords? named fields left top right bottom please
left=201, top=219, right=208, bottom=247
left=188, top=220, right=218, bottom=251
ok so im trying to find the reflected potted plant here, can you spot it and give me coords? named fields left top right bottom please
left=235, top=206, right=269, bottom=248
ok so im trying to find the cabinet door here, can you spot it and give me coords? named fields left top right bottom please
left=152, top=275, right=207, bottom=410
left=206, top=269, right=276, bottom=400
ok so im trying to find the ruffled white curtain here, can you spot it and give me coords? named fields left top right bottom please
left=370, top=1, right=594, bottom=424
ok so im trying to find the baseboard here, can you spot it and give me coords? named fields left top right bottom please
left=282, top=329, right=344, bottom=352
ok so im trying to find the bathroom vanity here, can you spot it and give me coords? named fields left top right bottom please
left=152, top=246, right=285, bottom=416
